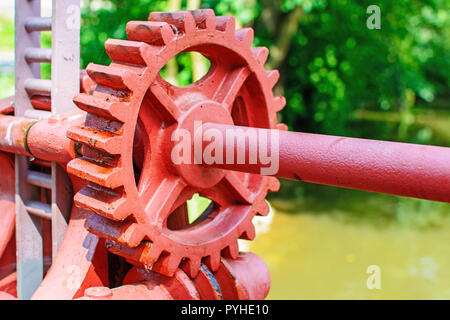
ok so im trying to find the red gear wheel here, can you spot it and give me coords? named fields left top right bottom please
left=66, top=9, right=285, bottom=278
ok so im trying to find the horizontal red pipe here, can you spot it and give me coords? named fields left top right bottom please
left=27, top=111, right=85, bottom=164
left=199, top=123, right=450, bottom=203
left=0, top=112, right=85, bottom=165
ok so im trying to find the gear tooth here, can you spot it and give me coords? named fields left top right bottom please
left=145, top=243, right=163, bottom=265
left=252, top=47, right=269, bottom=65
left=126, top=21, right=176, bottom=45
left=67, top=126, right=123, bottom=155
left=152, top=254, right=182, bottom=277
left=222, top=241, right=239, bottom=259
left=255, top=199, right=270, bottom=216
left=148, top=11, right=195, bottom=36
left=106, top=240, right=149, bottom=264
left=80, top=69, right=96, bottom=94
left=190, top=9, right=216, bottom=32
left=239, top=223, right=256, bottom=241
left=119, top=224, right=145, bottom=247
left=204, top=252, right=221, bottom=272
left=86, top=213, right=142, bottom=247
left=276, top=123, right=288, bottom=131
left=167, top=255, right=183, bottom=276
left=105, top=39, right=153, bottom=66
left=216, top=15, right=235, bottom=33
left=181, top=257, right=201, bottom=278
left=273, top=96, right=286, bottom=112
left=73, top=94, right=128, bottom=122
left=266, top=70, right=280, bottom=88
left=268, top=177, right=281, bottom=192
left=67, top=157, right=123, bottom=189
left=188, top=258, right=202, bottom=278
left=74, top=185, right=131, bottom=221
left=86, top=63, right=139, bottom=91
left=235, top=28, right=254, bottom=47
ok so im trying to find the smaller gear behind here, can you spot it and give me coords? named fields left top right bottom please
left=66, top=9, right=285, bottom=278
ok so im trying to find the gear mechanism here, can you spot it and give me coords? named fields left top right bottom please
left=67, top=9, right=285, bottom=278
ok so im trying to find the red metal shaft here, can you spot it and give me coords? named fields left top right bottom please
left=199, top=123, right=450, bottom=202
left=0, top=112, right=84, bottom=164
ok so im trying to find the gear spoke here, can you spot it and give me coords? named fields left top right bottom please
left=222, top=171, right=255, bottom=204
left=199, top=182, right=235, bottom=209
left=212, top=66, right=251, bottom=112
left=139, top=176, right=186, bottom=226
left=148, top=76, right=181, bottom=122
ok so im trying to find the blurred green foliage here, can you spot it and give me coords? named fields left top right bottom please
left=271, top=179, right=450, bottom=229
left=79, top=0, right=449, bottom=144
left=279, top=0, right=449, bottom=138
left=0, top=16, right=14, bottom=50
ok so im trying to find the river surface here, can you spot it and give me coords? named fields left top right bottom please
left=242, top=197, right=450, bottom=300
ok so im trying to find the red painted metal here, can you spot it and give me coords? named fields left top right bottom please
left=0, top=152, right=15, bottom=259
left=200, top=123, right=450, bottom=203
left=0, top=71, right=92, bottom=163
left=27, top=111, right=85, bottom=165
left=0, top=112, right=85, bottom=164
left=0, top=151, right=16, bottom=298
left=0, top=97, right=14, bottom=115
left=31, top=207, right=109, bottom=299
left=0, top=152, right=16, bottom=299
left=0, top=146, right=108, bottom=299
left=0, top=9, right=280, bottom=298
left=0, top=8, right=448, bottom=300
left=0, top=116, right=35, bottom=157
left=79, top=252, right=270, bottom=300
left=65, top=9, right=282, bottom=278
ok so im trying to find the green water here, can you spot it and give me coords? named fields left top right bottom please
left=245, top=188, right=450, bottom=300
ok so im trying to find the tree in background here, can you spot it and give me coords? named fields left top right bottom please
left=80, top=0, right=449, bottom=143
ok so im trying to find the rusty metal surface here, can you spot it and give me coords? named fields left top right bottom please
left=15, top=0, right=41, bottom=116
